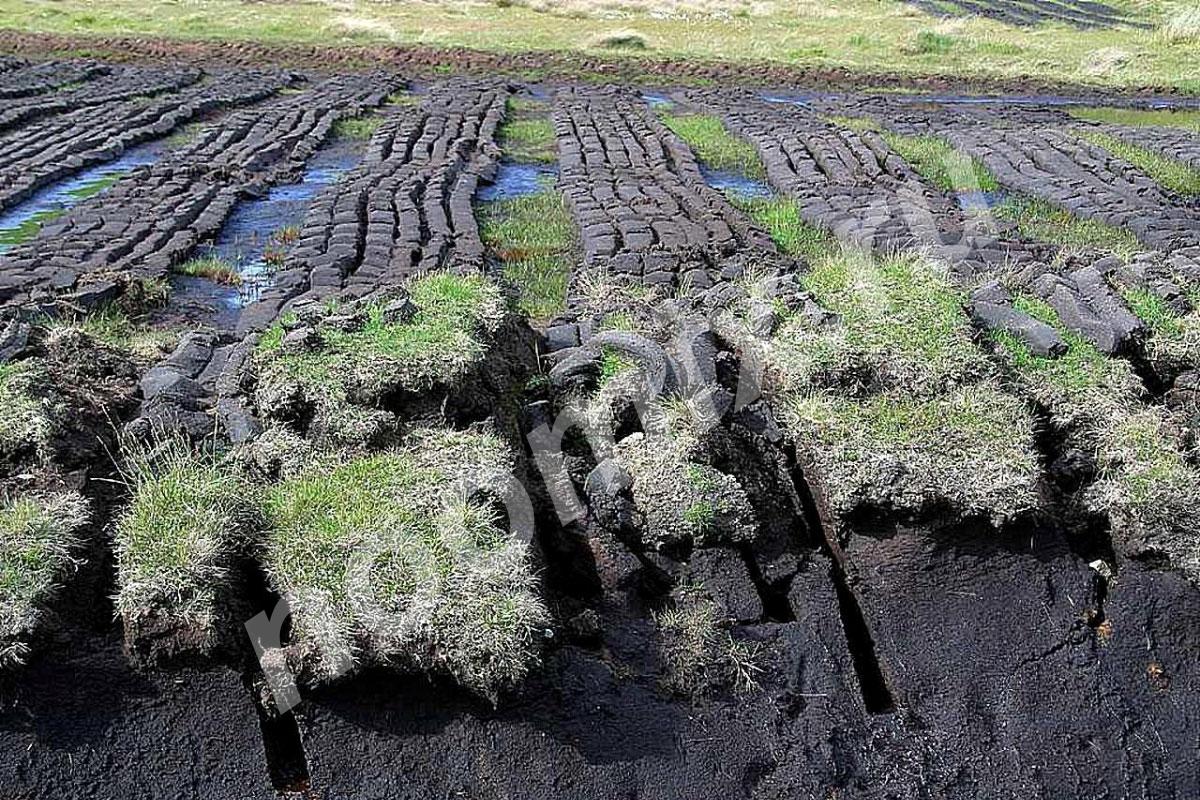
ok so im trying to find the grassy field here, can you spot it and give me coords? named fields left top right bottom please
left=2, top=0, right=1199, bottom=91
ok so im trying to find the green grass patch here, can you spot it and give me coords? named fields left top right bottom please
left=825, top=114, right=881, bottom=133
left=332, top=115, right=381, bottom=140
left=992, top=294, right=1142, bottom=412
left=496, top=110, right=556, bottom=164
left=175, top=255, right=242, bottom=285
left=1068, top=107, right=1200, bottom=131
left=165, top=121, right=205, bottom=146
left=1124, top=288, right=1185, bottom=339
left=256, top=272, right=506, bottom=424
left=0, top=209, right=63, bottom=247
left=51, top=307, right=179, bottom=361
left=480, top=185, right=574, bottom=322
left=260, top=428, right=549, bottom=696
left=660, top=114, right=764, bottom=179
left=115, top=439, right=255, bottom=642
left=909, top=30, right=955, bottom=55
left=1078, top=129, right=1200, bottom=197
left=0, top=492, right=89, bottom=666
left=599, top=344, right=636, bottom=385
left=994, top=195, right=1140, bottom=260
left=880, top=132, right=1000, bottom=193
left=730, top=196, right=837, bottom=263
left=777, top=249, right=984, bottom=392
left=65, top=171, right=126, bottom=200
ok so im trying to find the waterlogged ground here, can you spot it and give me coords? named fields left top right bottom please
left=0, top=140, right=167, bottom=250
left=0, top=45, right=1198, bottom=800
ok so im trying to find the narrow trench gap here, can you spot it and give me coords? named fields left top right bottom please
left=237, top=560, right=312, bottom=795
left=1025, top=401, right=1119, bottom=628
left=786, top=458, right=897, bottom=714
left=829, top=565, right=896, bottom=714
left=735, top=543, right=795, bottom=623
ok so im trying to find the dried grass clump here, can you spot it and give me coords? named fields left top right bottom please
left=1161, top=5, right=1200, bottom=42
left=0, top=362, right=52, bottom=460
left=0, top=492, right=89, bottom=666
left=616, top=429, right=757, bottom=548
left=260, top=427, right=549, bottom=699
left=655, top=586, right=761, bottom=696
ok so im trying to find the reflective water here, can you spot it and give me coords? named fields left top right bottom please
left=172, top=138, right=363, bottom=318
left=478, top=162, right=558, bottom=202
left=0, top=140, right=167, bottom=250
left=702, top=167, right=774, bottom=199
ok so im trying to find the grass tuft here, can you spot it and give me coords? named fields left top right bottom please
left=0, top=492, right=89, bottom=666
left=175, top=255, right=242, bottom=285
left=332, top=115, right=381, bottom=141
left=0, top=362, right=51, bottom=460
left=591, top=29, right=649, bottom=50
left=655, top=586, right=760, bottom=696
left=261, top=428, right=549, bottom=697
left=114, top=437, right=257, bottom=651
left=908, top=30, right=955, bottom=55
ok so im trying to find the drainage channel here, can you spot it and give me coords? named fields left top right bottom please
left=168, top=136, right=365, bottom=329
left=0, top=139, right=168, bottom=250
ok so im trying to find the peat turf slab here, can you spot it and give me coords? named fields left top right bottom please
left=0, top=630, right=276, bottom=800
left=840, top=520, right=1200, bottom=797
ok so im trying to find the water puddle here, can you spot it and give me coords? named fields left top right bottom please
left=956, top=189, right=1009, bottom=213
left=641, top=91, right=675, bottom=110
left=0, top=140, right=167, bottom=250
left=761, top=92, right=826, bottom=108
left=702, top=167, right=773, bottom=200
left=168, top=137, right=363, bottom=325
left=478, top=162, right=558, bottom=202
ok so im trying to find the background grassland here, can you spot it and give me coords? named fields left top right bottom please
left=2, top=0, right=1198, bottom=92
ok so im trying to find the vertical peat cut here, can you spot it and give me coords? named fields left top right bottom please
left=789, top=460, right=897, bottom=714
left=237, top=559, right=311, bottom=794
left=244, top=672, right=311, bottom=794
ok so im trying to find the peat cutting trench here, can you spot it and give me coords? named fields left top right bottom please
left=0, top=48, right=1198, bottom=800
